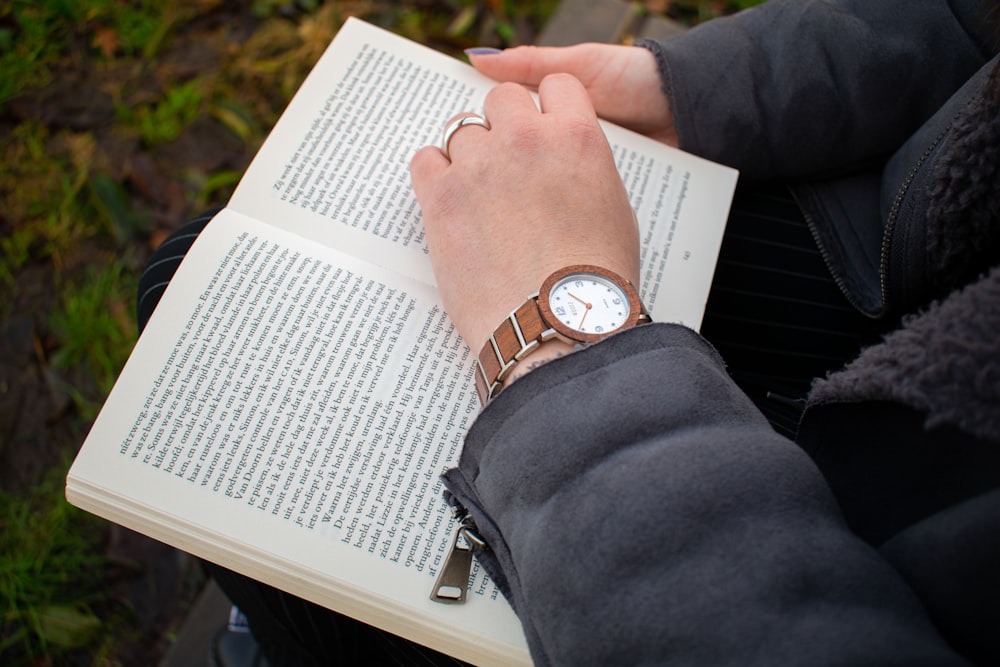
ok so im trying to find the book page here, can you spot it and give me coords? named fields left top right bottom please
left=68, top=210, right=528, bottom=665
left=607, top=137, right=737, bottom=327
left=229, top=18, right=737, bottom=328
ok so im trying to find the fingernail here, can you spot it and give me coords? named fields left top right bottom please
left=465, top=47, right=503, bottom=56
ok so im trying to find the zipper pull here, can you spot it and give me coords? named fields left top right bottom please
left=430, top=513, right=486, bottom=604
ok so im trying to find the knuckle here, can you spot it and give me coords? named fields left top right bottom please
left=505, top=119, right=546, bottom=155
left=562, top=115, right=602, bottom=143
left=424, top=174, right=472, bottom=223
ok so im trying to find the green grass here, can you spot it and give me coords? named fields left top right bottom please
left=0, top=0, right=171, bottom=108
left=126, top=79, right=206, bottom=147
left=0, top=123, right=99, bottom=265
left=50, top=262, right=139, bottom=418
left=0, top=461, right=113, bottom=661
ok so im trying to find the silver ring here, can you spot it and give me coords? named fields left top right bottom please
left=440, top=114, right=490, bottom=160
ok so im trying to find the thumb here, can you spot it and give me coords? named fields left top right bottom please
left=467, top=44, right=598, bottom=87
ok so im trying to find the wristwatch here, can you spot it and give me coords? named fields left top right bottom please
left=474, top=264, right=650, bottom=405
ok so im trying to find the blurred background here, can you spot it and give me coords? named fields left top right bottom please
left=0, top=0, right=757, bottom=664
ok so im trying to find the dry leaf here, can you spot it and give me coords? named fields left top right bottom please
left=92, top=26, right=121, bottom=58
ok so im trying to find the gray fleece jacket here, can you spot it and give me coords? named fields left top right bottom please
left=444, top=1, right=1000, bottom=665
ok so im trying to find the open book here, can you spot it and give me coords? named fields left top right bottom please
left=67, top=17, right=737, bottom=666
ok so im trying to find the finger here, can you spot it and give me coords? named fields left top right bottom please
left=467, top=44, right=597, bottom=87
left=409, top=144, right=449, bottom=196
left=437, top=112, right=492, bottom=163
left=536, top=73, right=597, bottom=119
left=482, top=81, right=539, bottom=127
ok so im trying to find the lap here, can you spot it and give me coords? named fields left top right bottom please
left=137, top=186, right=885, bottom=661
left=700, top=184, right=887, bottom=437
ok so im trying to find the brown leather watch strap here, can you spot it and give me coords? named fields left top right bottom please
left=474, top=298, right=550, bottom=405
left=474, top=265, right=651, bottom=406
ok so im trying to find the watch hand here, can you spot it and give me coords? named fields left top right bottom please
left=577, top=302, right=592, bottom=329
left=567, top=291, right=590, bottom=307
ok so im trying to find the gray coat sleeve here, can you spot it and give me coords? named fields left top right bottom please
left=639, top=0, right=993, bottom=181
left=444, top=324, right=968, bottom=666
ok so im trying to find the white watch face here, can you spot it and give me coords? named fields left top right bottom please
left=548, top=273, right=631, bottom=335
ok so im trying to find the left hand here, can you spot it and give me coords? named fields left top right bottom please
left=410, top=73, right=641, bottom=352
left=467, top=43, right=677, bottom=146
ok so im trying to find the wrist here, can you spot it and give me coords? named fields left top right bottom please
left=498, top=339, right=576, bottom=390
left=473, top=264, right=650, bottom=406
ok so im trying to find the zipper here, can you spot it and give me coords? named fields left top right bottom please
left=880, top=123, right=953, bottom=315
left=790, top=189, right=874, bottom=316
left=430, top=504, right=487, bottom=604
